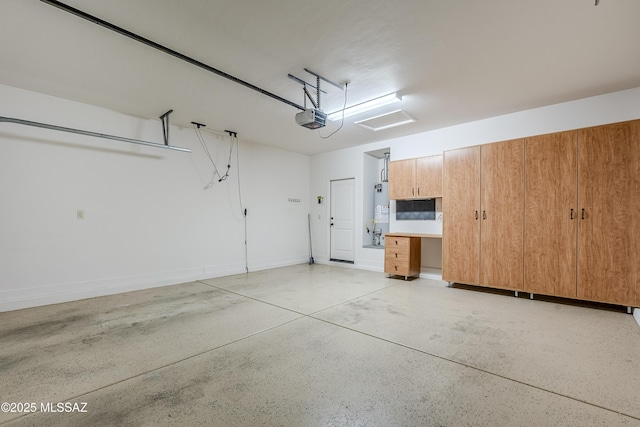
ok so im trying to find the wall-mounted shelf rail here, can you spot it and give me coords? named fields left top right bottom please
left=0, top=115, right=191, bottom=153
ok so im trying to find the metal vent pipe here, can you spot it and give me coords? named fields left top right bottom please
left=382, top=152, right=390, bottom=182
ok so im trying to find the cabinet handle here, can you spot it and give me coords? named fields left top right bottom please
left=582, top=208, right=585, bottom=220
left=395, top=253, right=398, bottom=258
left=417, top=187, right=420, bottom=195
left=395, top=240, right=398, bottom=245
left=394, top=266, right=398, bottom=271
left=475, top=210, right=478, bottom=220
left=412, top=188, right=415, bottom=196
left=482, top=210, right=487, bottom=220
left=570, top=208, right=574, bottom=220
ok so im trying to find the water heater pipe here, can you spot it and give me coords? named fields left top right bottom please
left=382, top=152, right=390, bottom=182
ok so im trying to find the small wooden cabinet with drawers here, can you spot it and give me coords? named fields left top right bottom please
left=384, top=234, right=422, bottom=280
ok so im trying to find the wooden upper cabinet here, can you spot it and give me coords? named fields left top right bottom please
left=416, top=155, right=443, bottom=197
left=577, top=120, right=640, bottom=306
left=443, top=146, right=481, bottom=284
left=388, top=159, right=416, bottom=200
left=480, top=139, right=524, bottom=290
left=389, top=155, right=443, bottom=200
left=524, top=131, right=578, bottom=298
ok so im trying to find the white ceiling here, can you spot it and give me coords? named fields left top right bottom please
left=1, top=0, right=640, bottom=155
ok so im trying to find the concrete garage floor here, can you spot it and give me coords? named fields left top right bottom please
left=1, top=264, right=639, bottom=426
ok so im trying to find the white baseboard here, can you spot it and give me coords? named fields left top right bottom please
left=634, top=307, right=640, bottom=328
left=0, top=258, right=307, bottom=313
left=0, top=267, right=203, bottom=313
left=419, top=268, right=443, bottom=280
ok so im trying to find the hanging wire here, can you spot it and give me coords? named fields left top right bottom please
left=319, top=82, right=349, bottom=139
left=230, top=132, right=248, bottom=273
left=193, top=123, right=222, bottom=188
left=217, top=134, right=234, bottom=182
left=194, top=126, right=248, bottom=272
left=193, top=123, right=235, bottom=187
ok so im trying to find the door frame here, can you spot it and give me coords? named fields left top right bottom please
left=329, top=177, right=356, bottom=263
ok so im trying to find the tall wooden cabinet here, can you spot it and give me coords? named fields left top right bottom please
left=480, top=139, right=524, bottom=290
left=445, top=119, right=640, bottom=308
left=442, top=147, right=481, bottom=284
left=443, top=141, right=524, bottom=289
left=389, top=155, right=442, bottom=199
left=524, top=131, right=578, bottom=298
left=577, top=121, right=640, bottom=306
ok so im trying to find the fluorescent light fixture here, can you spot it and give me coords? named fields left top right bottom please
left=327, top=92, right=401, bottom=121
left=355, top=109, right=416, bottom=131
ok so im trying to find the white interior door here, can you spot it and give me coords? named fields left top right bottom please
left=330, top=178, right=355, bottom=262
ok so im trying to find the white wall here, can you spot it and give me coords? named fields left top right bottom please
left=310, top=86, right=640, bottom=276
left=4, top=84, right=640, bottom=310
left=0, top=84, right=310, bottom=311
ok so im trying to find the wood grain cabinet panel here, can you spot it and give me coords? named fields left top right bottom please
left=577, top=120, right=640, bottom=306
left=389, top=155, right=443, bottom=200
left=416, top=155, right=443, bottom=198
left=384, top=236, right=421, bottom=279
left=388, top=159, right=416, bottom=200
left=442, top=119, right=640, bottom=307
left=524, top=131, right=578, bottom=298
left=443, top=146, right=481, bottom=284
left=480, top=139, right=525, bottom=290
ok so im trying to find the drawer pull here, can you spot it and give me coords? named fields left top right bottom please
left=394, top=266, right=398, bottom=271
left=395, top=253, right=398, bottom=258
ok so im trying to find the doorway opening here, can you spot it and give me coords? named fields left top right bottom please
left=330, top=178, right=355, bottom=263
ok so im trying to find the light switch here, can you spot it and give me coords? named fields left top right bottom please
left=77, top=210, right=85, bottom=220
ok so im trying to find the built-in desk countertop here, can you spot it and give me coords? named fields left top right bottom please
left=385, top=233, right=442, bottom=239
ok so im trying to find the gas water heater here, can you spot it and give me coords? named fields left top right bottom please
left=371, top=152, right=390, bottom=246
left=373, top=182, right=389, bottom=246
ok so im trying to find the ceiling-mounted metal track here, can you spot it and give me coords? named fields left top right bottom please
left=287, top=74, right=327, bottom=95
left=303, top=68, right=344, bottom=91
left=40, top=0, right=306, bottom=112
left=0, top=116, right=191, bottom=153
left=288, top=69, right=344, bottom=111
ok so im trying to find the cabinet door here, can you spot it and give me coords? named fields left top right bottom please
left=577, top=120, right=640, bottom=306
left=524, top=132, right=577, bottom=297
left=416, top=155, right=443, bottom=198
left=388, top=159, right=415, bottom=200
left=480, top=139, right=524, bottom=290
left=443, top=146, right=481, bottom=284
